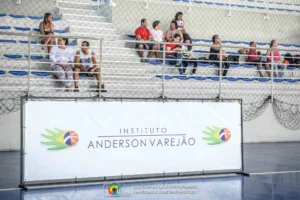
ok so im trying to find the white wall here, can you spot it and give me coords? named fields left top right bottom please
left=0, top=111, right=20, bottom=151
left=112, top=0, right=300, bottom=44
left=244, top=104, right=300, bottom=143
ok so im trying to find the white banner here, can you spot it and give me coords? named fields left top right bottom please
left=24, top=101, right=242, bottom=182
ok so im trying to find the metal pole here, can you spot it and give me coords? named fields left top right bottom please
left=162, top=43, right=166, bottom=98
left=99, top=38, right=103, bottom=97
left=271, top=50, right=274, bottom=103
left=218, top=46, right=223, bottom=99
left=19, top=97, right=25, bottom=188
left=27, top=32, right=32, bottom=97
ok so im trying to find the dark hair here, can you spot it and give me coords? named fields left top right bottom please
left=141, top=18, right=147, bottom=25
left=62, top=37, right=68, bottom=45
left=82, top=41, right=90, bottom=47
left=270, top=39, right=276, bottom=48
left=43, top=13, right=52, bottom=24
left=184, top=36, right=192, bottom=50
left=173, top=33, right=181, bottom=39
left=249, top=41, right=255, bottom=46
left=175, top=12, right=183, bottom=20
left=152, top=20, right=160, bottom=29
left=170, top=20, right=178, bottom=30
left=212, top=35, right=219, bottom=43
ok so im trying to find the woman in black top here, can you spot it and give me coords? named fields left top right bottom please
left=209, top=35, right=230, bottom=76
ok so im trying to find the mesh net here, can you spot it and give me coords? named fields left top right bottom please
left=0, top=0, right=300, bottom=129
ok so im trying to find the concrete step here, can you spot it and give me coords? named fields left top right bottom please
left=61, top=13, right=107, bottom=23
left=69, top=26, right=116, bottom=35
left=58, top=7, right=101, bottom=16
left=65, top=20, right=115, bottom=29
left=72, top=32, right=121, bottom=40
left=57, top=1, right=100, bottom=10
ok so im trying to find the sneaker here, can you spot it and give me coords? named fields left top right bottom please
left=96, top=84, right=107, bottom=93
left=182, top=72, right=189, bottom=76
left=74, top=88, right=79, bottom=92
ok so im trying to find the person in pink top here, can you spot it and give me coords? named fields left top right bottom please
left=247, top=41, right=266, bottom=77
left=266, top=39, right=286, bottom=78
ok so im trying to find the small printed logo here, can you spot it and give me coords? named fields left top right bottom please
left=108, top=183, right=121, bottom=196
left=41, top=128, right=79, bottom=150
left=202, top=126, right=231, bottom=145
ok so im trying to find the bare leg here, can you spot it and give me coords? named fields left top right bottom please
left=147, top=45, right=157, bottom=59
left=265, top=64, right=271, bottom=77
left=73, top=67, right=81, bottom=88
left=257, top=63, right=263, bottom=77
left=137, top=44, right=144, bottom=62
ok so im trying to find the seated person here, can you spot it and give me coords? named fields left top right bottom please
left=165, top=20, right=183, bottom=45
left=266, top=39, right=286, bottom=78
left=166, top=34, right=184, bottom=75
left=73, top=41, right=106, bottom=93
left=39, top=13, right=55, bottom=54
left=181, top=36, right=198, bottom=75
left=247, top=41, right=266, bottom=77
left=49, top=37, right=74, bottom=91
left=208, top=35, right=230, bottom=77
left=150, top=20, right=164, bottom=60
left=135, top=18, right=153, bottom=62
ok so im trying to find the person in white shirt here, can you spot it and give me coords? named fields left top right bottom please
left=50, top=37, right=74, bottom=91
left=149, top=21, right=163, bottom=60
left=175, top=12, right=186, bottom=35
left=73, top=41, right=106, bottom=93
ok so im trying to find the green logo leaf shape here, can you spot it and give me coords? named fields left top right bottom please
left=202, top=125, right=223, bottom=145
left=41, top=128, right=68, bottom=150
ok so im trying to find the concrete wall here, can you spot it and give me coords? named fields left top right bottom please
left=112, top=0, right=300, bottom=44
left=0, top=111, right=20, bottom=151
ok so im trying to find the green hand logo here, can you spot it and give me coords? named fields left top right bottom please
left=202, top=126, right=231, bottom=145
left=41, top=128, right=79, bottom=150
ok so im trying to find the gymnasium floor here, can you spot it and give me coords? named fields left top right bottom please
left=1, top=143, right=300, bottom=200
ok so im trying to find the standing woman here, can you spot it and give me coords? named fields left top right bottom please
left=266, top=39, right=286, bottom=78
left=50, top=38, right=74, bottom=91
left=39, top=13, right=55, bottom=54
left=175, top=12, right=188, bottom=39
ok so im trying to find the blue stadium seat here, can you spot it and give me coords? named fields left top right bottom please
left=198, top=63, right=210, bottom=67
left=27, top=16, right=43, bottom=20
left=24, top=55, right=44, bottom=60
left=9, top=14, right=25, bottom=18
left=0, top=14, right=6, bottom=17
left=9, top=71, right=28, bottom=76
left=193, top=1, right=203, bottom=4
left=0, top=26, right=11, bottom=30
left=14, top=27, right=31, bottom=31
left=0, top=70, right=6, bottom=75
left=148, top=60, right=162, bottom=65
left=31, top=72, right=51, bottom=76
left=3, top=54, right=22, bottom=59
left=0, top=39, right=16, bottom=43
left=19, top=40, right=38, bottom=44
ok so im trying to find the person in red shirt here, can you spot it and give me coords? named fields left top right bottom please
left=247, top=41, right=265, bottom=77
left=135, top=19, right=154, bottom=62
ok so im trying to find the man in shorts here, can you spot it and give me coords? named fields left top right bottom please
left=73, top=41, right=106, bottom=92
left=135, top=19, right=154, bottom=62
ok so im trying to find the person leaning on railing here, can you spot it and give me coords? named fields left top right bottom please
left=49, top=37, right=74, bottom=92
left=266, top=39, right=286, bottom=78
left=39, top=13, right=55, bottom=54
left=208, top=35, right=230, bottom=77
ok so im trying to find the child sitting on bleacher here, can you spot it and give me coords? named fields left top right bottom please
left=39, top=13, right=55, bottom=54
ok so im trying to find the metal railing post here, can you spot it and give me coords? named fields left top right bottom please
left=162, top=43, right=166, bottom=98
left=99, top=38, right=103, bottom=97
left=27, top=32, right=32, bottom=97
left=218, top=46, right=223, bottom=99
left=271, top=50, right=274, bottom=103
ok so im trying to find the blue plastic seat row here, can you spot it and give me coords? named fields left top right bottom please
left=172, top=0, right=300, bottom=12
left=0, top=39, right=76, bottom=46
left=3, top=54, right=44, bottom=60
left=126, top=35, right=300, bottom=49
left=0, top=14, right=61, bottom=21
left=156, top=75, right=300, bottom=83
left=5, top=70, right=94, bottom=77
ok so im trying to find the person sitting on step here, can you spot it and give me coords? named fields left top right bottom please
left=39, top=13, right=55, bottom=54
left=73, top=41, right=106, bottom=93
